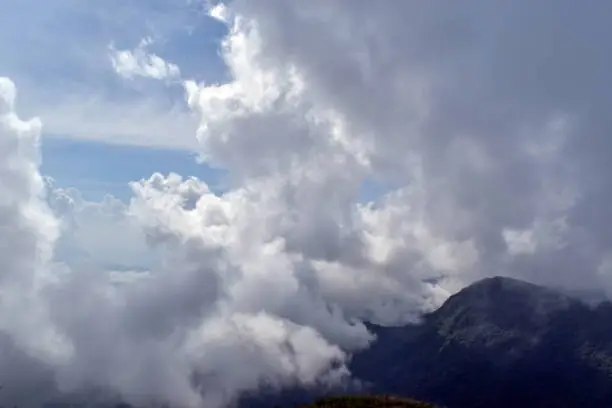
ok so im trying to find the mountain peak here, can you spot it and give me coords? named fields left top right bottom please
left=459, top=275, right=562, bottom=297
left=427, top=276, right=579, bottom=351
left=439, top=276, right=576, bottom=316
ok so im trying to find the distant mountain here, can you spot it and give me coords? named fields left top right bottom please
left=350, top=276, right=612, bottom=408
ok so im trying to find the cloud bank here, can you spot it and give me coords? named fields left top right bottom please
left=3, top=0, right=612, bottom=407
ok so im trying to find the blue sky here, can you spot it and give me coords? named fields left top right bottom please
left=1, top=0, right=229, bottom=202
left=41, top=138, right=225, bottom=201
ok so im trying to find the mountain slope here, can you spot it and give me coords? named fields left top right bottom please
left=351, top=276, right=612, bottom=408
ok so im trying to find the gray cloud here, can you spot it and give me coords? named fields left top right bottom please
left=224, top=0, right=612, bottom=290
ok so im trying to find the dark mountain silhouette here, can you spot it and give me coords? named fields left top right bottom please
left=350, top=276, right=612, bottom=408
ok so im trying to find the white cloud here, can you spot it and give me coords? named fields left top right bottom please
left=30, top=93, right=198, bottom=150
left=109, top=37, right=182, bottom=82
left=0, top=78, right=72, bottom=404
left=209, top=3, right=231, bottom=24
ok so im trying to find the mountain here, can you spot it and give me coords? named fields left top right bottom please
left=350, top=276, right=612, bottom=408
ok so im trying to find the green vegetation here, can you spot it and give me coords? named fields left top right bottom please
left=294, top=395, right=435, bottom=408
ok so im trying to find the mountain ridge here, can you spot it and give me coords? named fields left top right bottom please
left=350, top=276, right=612, bottom=407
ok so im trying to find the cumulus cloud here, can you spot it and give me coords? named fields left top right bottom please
left=0, top=79, right=360, bottom=408
left=199, top=0, right=612, bottom=293
left=0, top=77, right=70, bottom=406
left=4, top=0, right=612, bottom=407
left=109, top=37, right=182, bottom=82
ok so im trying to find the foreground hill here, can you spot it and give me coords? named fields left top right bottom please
left=351, top=276, right=612, bottom=407
left=295, top=395, right=434, bottom=408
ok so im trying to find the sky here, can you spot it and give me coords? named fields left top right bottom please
left=40, top=138, right=223, bottom=201
left=2, top=0, right=612, bottom=407
left=2, top=0, right=227, bottom=199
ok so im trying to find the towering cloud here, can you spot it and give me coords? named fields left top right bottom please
left=0, top=77, right=68, bottom=406
left=3, top=1, right=612, bottom=407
